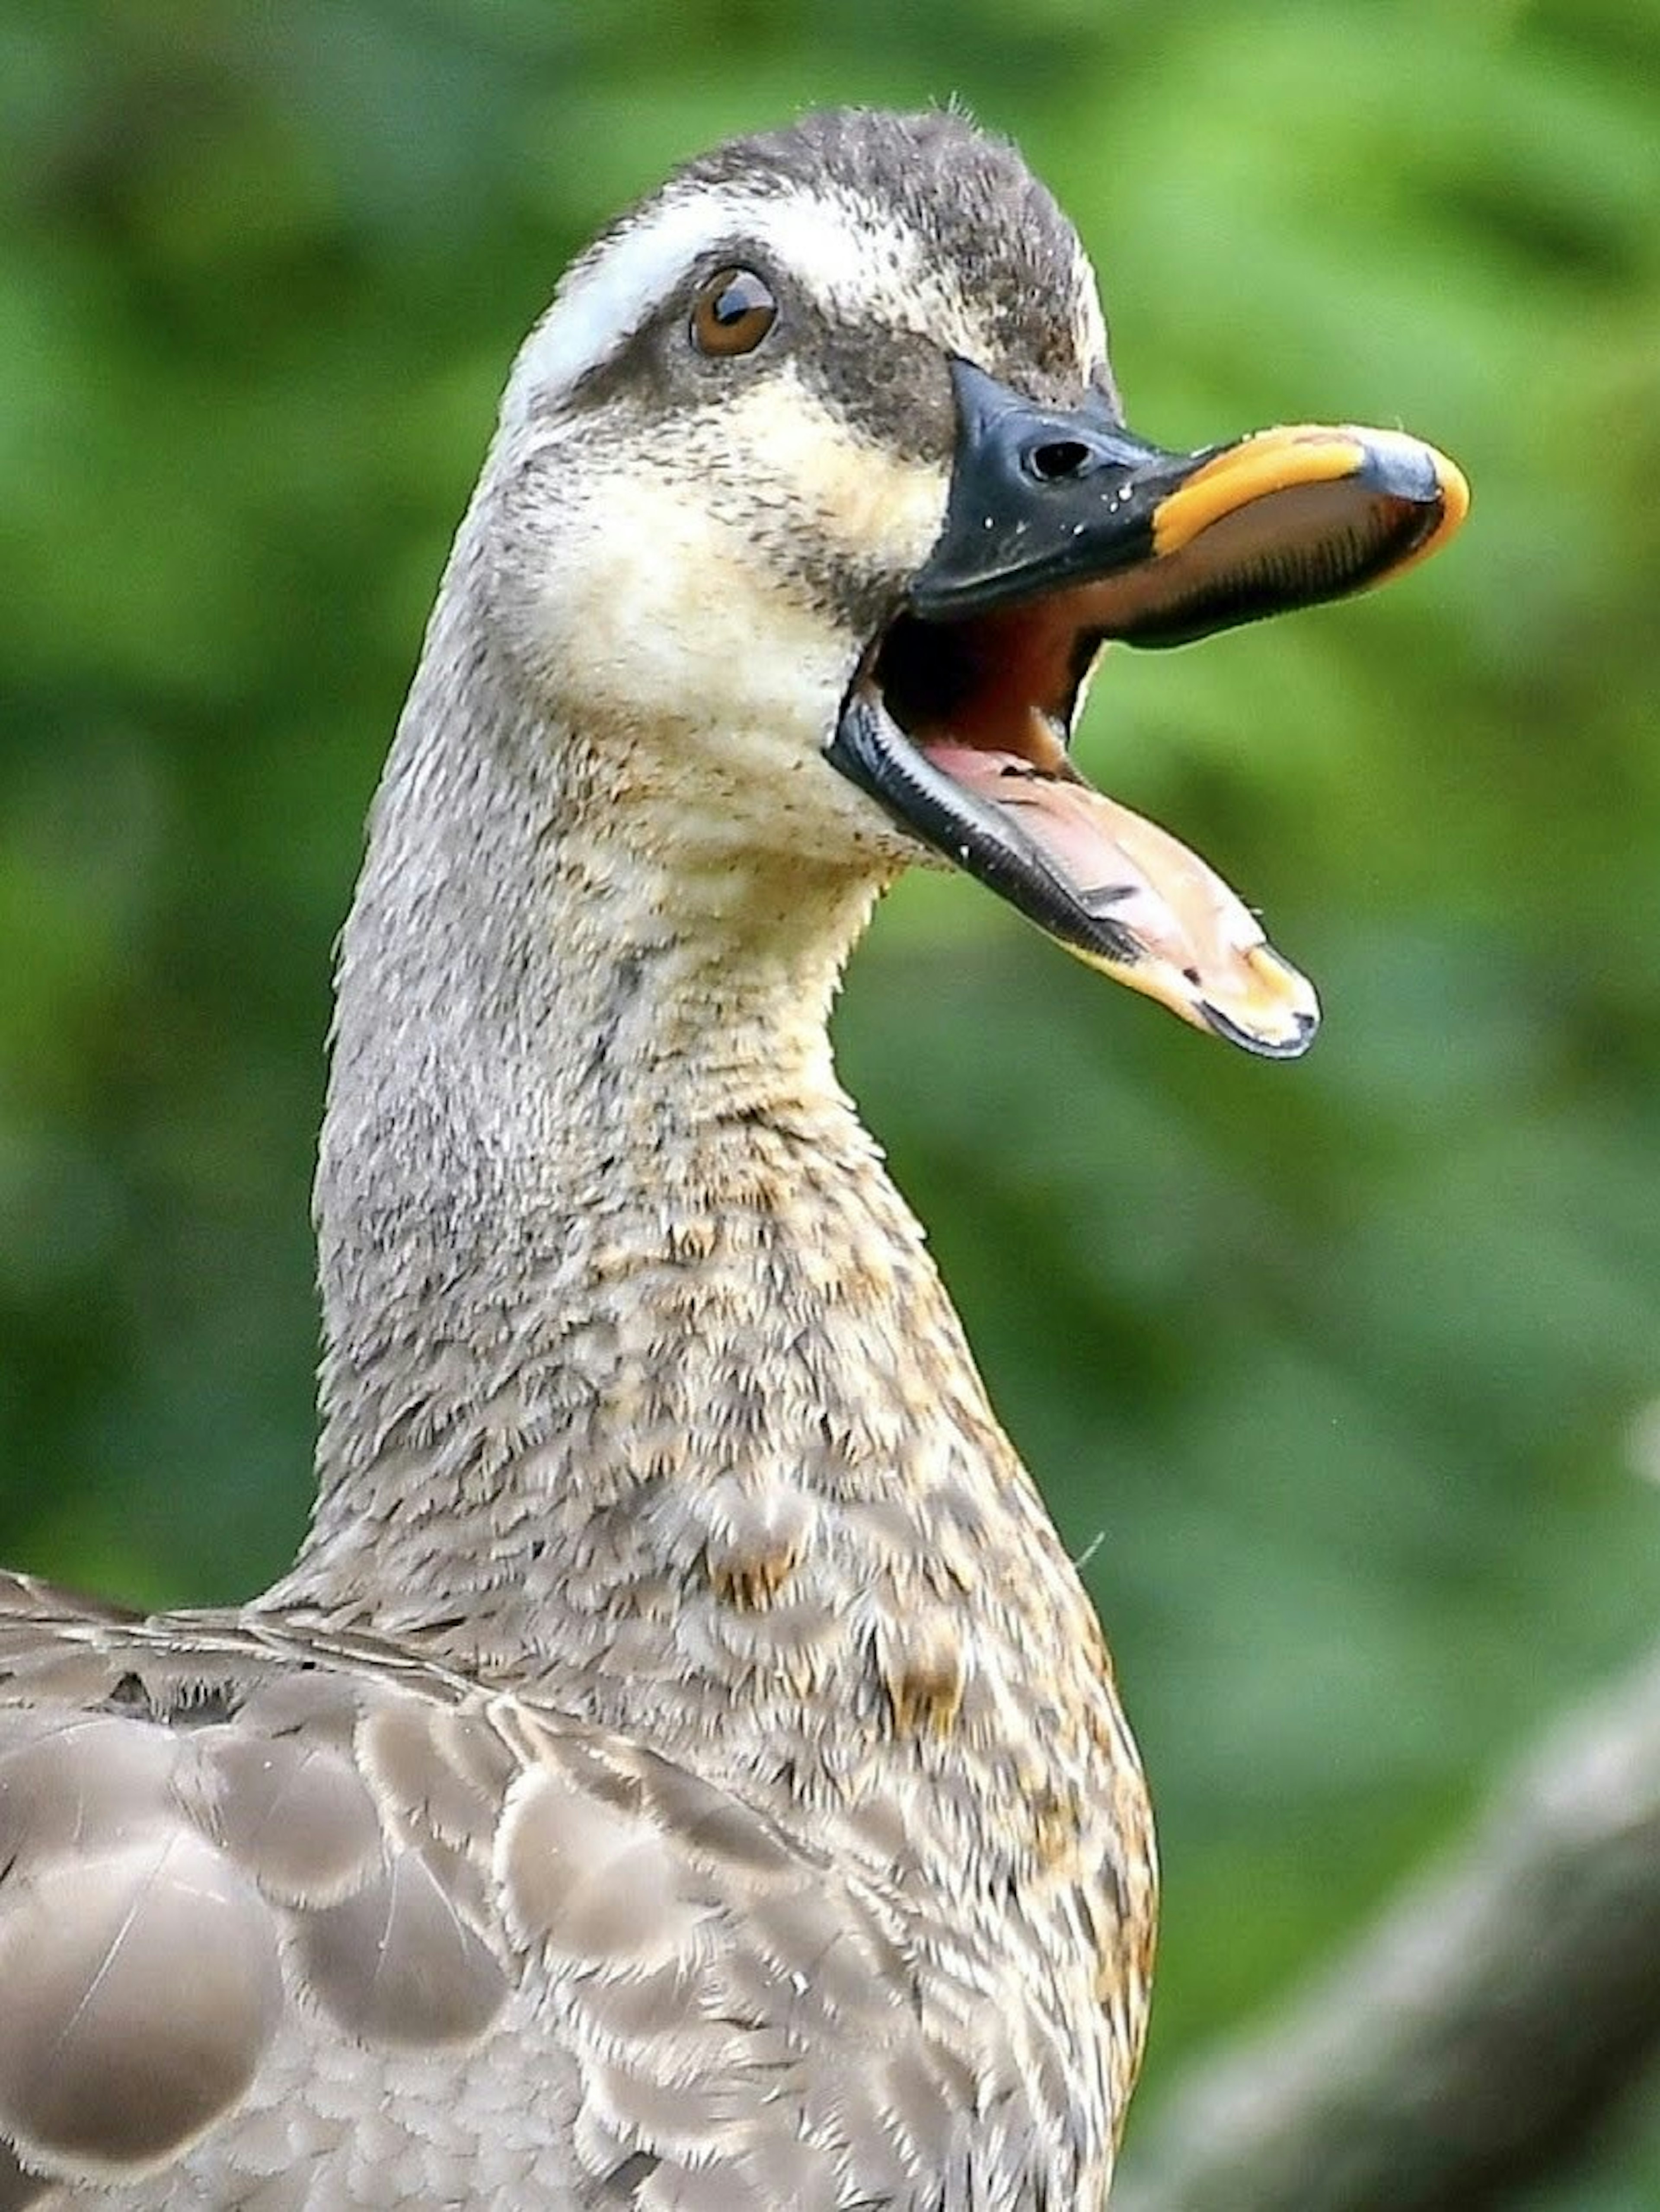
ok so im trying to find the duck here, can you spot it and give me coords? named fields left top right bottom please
left=0, top=108, right=1466, bottom=2210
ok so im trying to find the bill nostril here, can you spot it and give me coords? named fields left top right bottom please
left=1025, top=437, right=1094, bottom=484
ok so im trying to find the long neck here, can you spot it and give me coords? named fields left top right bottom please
left=270, top=555, right=1136, bottom=1909
left=286, top=549, right=879, bottom=1592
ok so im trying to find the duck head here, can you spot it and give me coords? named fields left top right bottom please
left=478, top=108, right=1467, bottom=1056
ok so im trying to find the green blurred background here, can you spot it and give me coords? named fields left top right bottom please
left=2, top=0, right=1658, bottom=2198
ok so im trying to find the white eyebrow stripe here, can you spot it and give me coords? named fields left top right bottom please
left=501, top=183, right=928, bottom=423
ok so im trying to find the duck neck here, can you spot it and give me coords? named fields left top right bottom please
left=273, top=571, right=1127, bottom=1883
left=286, top=568, right=880, bottom=1612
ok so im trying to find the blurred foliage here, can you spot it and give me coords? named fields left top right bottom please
left=2, top=0, right=1658, bottom=2198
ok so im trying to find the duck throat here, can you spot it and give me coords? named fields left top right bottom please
left=289, top=580, right=886, bottom=1635
left=272, top=581, right=1138, bottom=1948
left=282, top=588, right=903, bottom=1611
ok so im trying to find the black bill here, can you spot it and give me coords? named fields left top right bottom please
left=827, top=358, right=1469, bottom=1056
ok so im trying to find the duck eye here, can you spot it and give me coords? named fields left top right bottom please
left=689, top=267, right=777, bottom=358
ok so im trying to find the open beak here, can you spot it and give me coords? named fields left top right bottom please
left=826, top=358, right=1469, bottom=1056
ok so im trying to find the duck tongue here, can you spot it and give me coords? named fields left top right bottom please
left=920, top=737, right=1317, bottom=1053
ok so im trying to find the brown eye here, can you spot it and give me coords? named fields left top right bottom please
left=689, top=267, right=777, bottom=358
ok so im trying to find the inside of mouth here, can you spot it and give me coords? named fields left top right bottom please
left=872, top=602, right=1095, bottom=773
left=860, top=598, right=1319, bottom=1057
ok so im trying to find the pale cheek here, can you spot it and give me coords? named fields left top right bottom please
left=725, top=382, right=949, bottom=581
left=496, top=484, right=884, bottom=857
left=542, top=491, right=847, bottom=742
left=483, top=419, right=942, bottom=870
